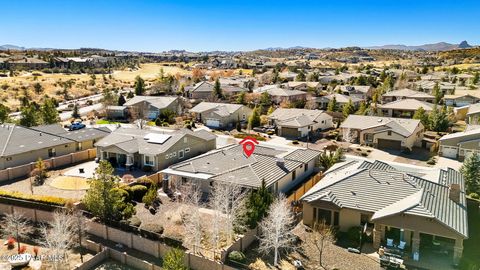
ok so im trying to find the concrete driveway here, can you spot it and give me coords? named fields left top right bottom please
left=434, top=156, right=463, bottom=170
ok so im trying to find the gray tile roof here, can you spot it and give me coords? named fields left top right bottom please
left=191, top=81, right=247, bottom=94
left=382, top=88, right=433, bottom=99
left=269, top=108, right=329, bottom=128
left=123, top=96, right=178, bottom=110
left=95, top=128, right=215, bottom=155
left=340, top=115, right=421, bottom=137
left=301, top=157, right=468, bottom=238
left=0, top=124, right=110, bottom=157
left=165, top=144, right=321, bottom=188
left=190, top=102, right=244, bottom=114
left=267, top=87, right=307, bottom=97
left=378, top=98, right=434, bottom=111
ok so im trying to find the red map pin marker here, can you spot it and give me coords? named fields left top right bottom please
left=239, top=136, right=259, bottom=157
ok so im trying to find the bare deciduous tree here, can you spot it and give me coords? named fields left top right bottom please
left=258, top=194, right=296, bottom=266
left=312, top=221, right=336, bottom=269
left=181, top=183, right=203, bottom=252
left=1, top=212, right=33, bottom=253
left=39, top=210, right=87, bottom=269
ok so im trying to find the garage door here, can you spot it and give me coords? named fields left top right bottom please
left=206, top=119, right=220, bottom=128
left=280, top=127, right=301, bottom=138
left=377, top=139, right=402, bottom=150
left=441, top=146, right=458, bottom=158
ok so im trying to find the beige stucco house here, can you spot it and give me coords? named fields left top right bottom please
left=268, top=108, right=334, bottom=139
left=124, top=96, right=182, bottom=120
left=95, top=128, right=216, bottom=171
left=0, top=124, right=110, bottom=170
left=301, top=157, right=467, bottom=264
left=190, top=102, right=252, bottom=129
left=340, top=115, right=424, bottom=151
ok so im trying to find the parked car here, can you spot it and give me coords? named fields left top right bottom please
left=69, top=122, right=86, bottom=131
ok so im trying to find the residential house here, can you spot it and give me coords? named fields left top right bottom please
left=415, top=80, right=456, bottom=95
left=266, top=87, right=308, bottom=105
left=466, top=103, right=480, bottom=124
left=314, top=93, right=363, bottom=110
left=106, top=106, right=128, bottom=120
left=4, top=57, right=49, bottom=70
left=340, top=115, right=424, bottom=150
left=438, top=126, right=480, bottom=160
left=161, top=144, right=321, bottom=194
left=268, top=108, right=334, bottom=138
left=301, top=156, right=467, bottom=264
left=335, top=85, right=374, bottom=100
left=0, top=124, right=110, bottom=170
left=95, top=128, right=216, bottom=171
left=279, top=71, right=298, bottom=81
left=124, top=96, right=181, bottom=120
left=190, top=102, right=252, bottom=129
left=444, top=94, right=480, bottom=107
left=187, top=81, right=247, bottom=100
left=283, top=81, right=322, bottom=91
left=381, top=89, right=434, bottom=104
left=378, top=99, right=434, bottom=118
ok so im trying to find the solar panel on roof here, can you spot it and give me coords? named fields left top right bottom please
left=143, top=133, right=171, bottom=144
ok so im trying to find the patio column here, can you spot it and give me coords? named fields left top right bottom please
left=453, top=238, right=464, bottom=264
left=373, top=223, right=384, bottom=249
left=411, top=231, right=420, bottom=257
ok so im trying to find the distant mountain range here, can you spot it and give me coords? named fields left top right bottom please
left=366, top=41, right=473, bottom=51
left=1, top=41, right=476, bottom=52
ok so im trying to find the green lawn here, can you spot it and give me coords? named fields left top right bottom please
left=96, top=119, right=121, bottom=124
left=460, top=199, right=480, bottom=270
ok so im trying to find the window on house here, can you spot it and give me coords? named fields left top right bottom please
left=305, top=163, right=308, bottom=172
left=333, top=211, right=339, bottom=226
left=313, top=207, right=317, bottom=221
left=76, top=142, right=82, bottom=151
left=185, top=148, right=191, bottom=153
left=184, top=137, right=188, bottom=143
left=65, top=144, right=68, bottom=148
left=292, top=170, right=296, bottom=181
left=165, top=154, right=169, bottom=160
left=179, top=150, right=184, bottom=159
left=317, top=209, right=332, bottom=225
left=6, top=157, right=12, bottom=161
left=48, top=148, right=56, bottom=157
left=102, top=152, right=108, bottom=160
left=145, top=155, right=154, bottom=166
left=387, top=131, right=392, bottom=136
left=172, top=152, right=176, bottom=157
left=242, top=114, right=246, bottom=120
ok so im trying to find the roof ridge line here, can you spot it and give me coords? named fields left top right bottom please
left=1, top=124, right=16, bottom=156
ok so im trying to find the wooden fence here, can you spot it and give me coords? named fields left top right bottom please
left=287, top=172, right=323, bottom=202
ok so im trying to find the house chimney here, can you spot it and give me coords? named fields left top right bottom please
left=449, top=183, right=460, bottom=203
left=276, top=157, right=285, bottom=167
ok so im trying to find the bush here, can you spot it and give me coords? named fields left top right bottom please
left=142, top=186, right=158, bottom=206
left=233, top=133, right=266, bottom=141
left=136, top=176, right=154, bottom=188
left=130, top=185, right=148, bottom=201
left=469, top=193, right=480, bottom=200
left=163, top=248, right=187, bottom=270
left=228, top=251, right=246, bottom=263
left=141, top=223, right=164, bottom=234
left=0, top=189, right=66, bottom=206
left=347, top=226, right=361, bottom=247
left=113, top=187, right=131, bottom=202
left=361, top=152, right=368, bottom=157
left=292, top=140, right=299, bottom=145
left=129, top=216, right=142, bottom=227
left=426, top=157, right=437, bottom=165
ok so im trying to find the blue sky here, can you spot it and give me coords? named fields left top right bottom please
left=1, top=0, right=479, bottom=52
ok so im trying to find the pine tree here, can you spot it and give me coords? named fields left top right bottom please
left=433, top=82, right=443, bottom=104
left=342, top=99, right=355, bottom=118
left=460, top=152, right=480, bottom=194
left=236, top=91, right=246, bottom=105
left=473, top=72, right=479, bottom=85
left=248, top=107, right=261, bottom=130
left=213, top=78, right=223, bottom=99
left=413, top=107, right=429, bottom=128
left=72, top=103, right=80, bottom=119
left=245, top=180, right=273, bottom=229
left=20, top=103, right=40, bottom=127
left=0, top=104, right=10, bottom=123
left=41, top=98, right=60, bottom=124
left=356, top=101, right=367, bottom=115
left=327, top=97, right=337, bottom=112
left=134, top=75, right=145, bottom=95
left=428, top=105, right=449, bottom=132
left=117, top=94, right=126, bottom=106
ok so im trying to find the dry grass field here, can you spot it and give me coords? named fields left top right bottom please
left=0, top=63, right=191, bottom=110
